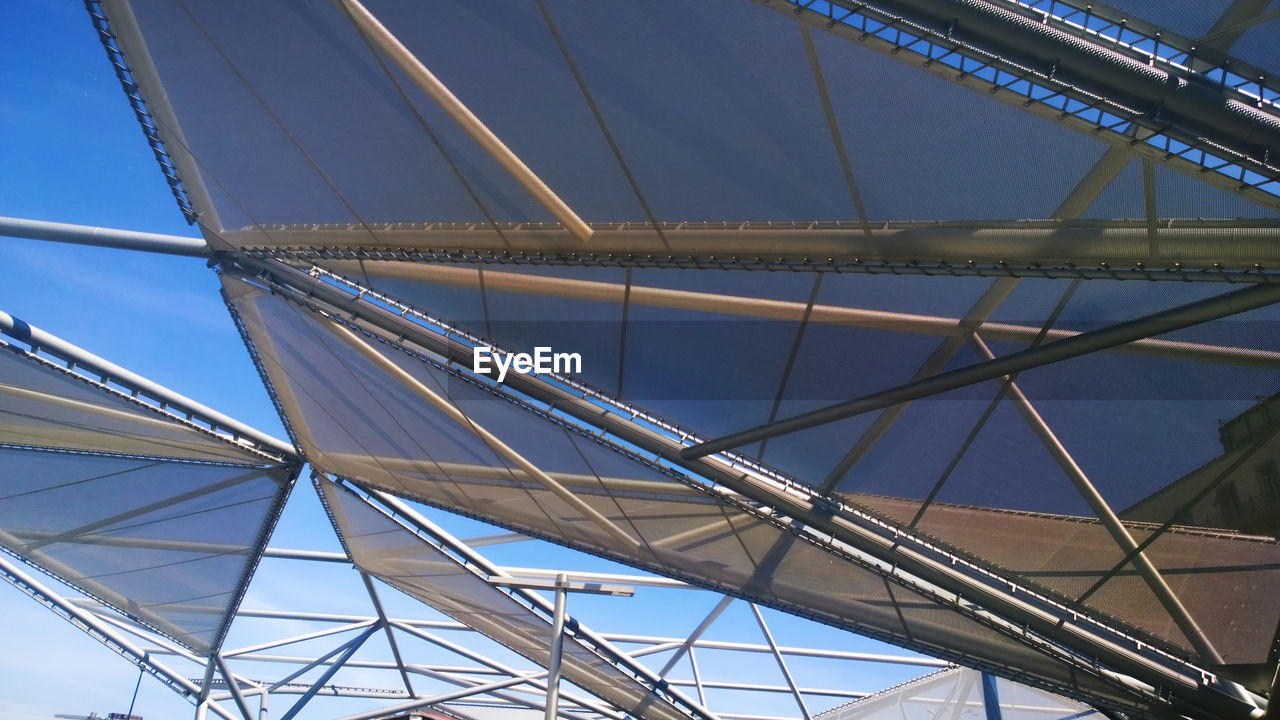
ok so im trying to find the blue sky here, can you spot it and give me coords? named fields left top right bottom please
left=0, top=3, right=282, bottom=717
left=0, top=4, right=941, bottom=719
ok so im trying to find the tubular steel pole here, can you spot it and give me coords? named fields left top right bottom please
left=968, top=334, right=1227, bottom=667
left=0, top=310, right=296, bottom=459
left=683, top=280, right=1280, bottom=458
left=0, top=216, right=208, bottom=256
left=334, top=260, right=1280, bottom=371
left=545, top=573, right=569, bottom=720
left=334, top=0, right=593, bottom=242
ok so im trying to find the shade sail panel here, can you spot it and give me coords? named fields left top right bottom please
left=225, top=273, right=1142, bottom=708
left=0, top=347, right=266, bottom=464
left=116, top=0, right=508, bottom=234
left=0, top=444, right=290, bottom=654
left=112, top=0, right=1276, bottom=243
left=315, top=476, right=701, bottom=720
left=816, top=667, right=1096, bottom=720
left=1232, top=22, right=1280, bottom=76
left=853, top=494, right=1280, bottom=667
left=807, top=20, right=1109, bottom=222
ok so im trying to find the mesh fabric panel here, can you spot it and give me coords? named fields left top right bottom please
left=115, top=0, right=1272, bottom=238
left=1231, top=15, right=1280, bottom=75
left=0, top=348, right=264, bottom=463
left=226, top=275, right=1133, bottom=706
left=0, top=445, right=287, bottom=653
left=816, top=668, right=1096, bottom=720
left=316, top=477, right=697, bottom=720
left=853, top=494, right=1280, bottom=666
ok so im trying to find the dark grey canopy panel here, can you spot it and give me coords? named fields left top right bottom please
left=226, top=272, right=1168, bottom=710
left=315, top=476, right=705, bottom=720
left=112, top=0, right=1277, bottom=251
left=0, top=342, right=293, bottom=655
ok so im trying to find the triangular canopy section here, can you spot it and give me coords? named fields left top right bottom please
left=0, top=346, right=263, bottom=463
left=315, top=475, right=708, bottom=720
left=0, top=336, right=295, bottom=655
left=223, top=271, right=1144, bottom=711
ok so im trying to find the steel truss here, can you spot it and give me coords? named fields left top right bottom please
left=6, top=0, right=1278, bottom=715
left=0, top=308, right=294, bottom=464
left=0, top=502, right=942, bottom=720
left=221, top=255, right=1267, bottom=720
left=0, top=311, right=302, bottom=659
left=8, top=215, right=1280, bottom=281
left=234, top=220, right=1280, bottom=282
left=767, top=0, right=1280, bottom=208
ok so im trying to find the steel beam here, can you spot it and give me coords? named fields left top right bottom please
left=817, top=277, right=1018, bottom=491
left=332, top=672, right=549, bottom=720
left=844, top=0, right=1280, bottom=153
left=0, top=310, right=296, bottom=461
left=324, top=260, right=1280, bottom=370
left=0, top=216, right=207, bottom=256
left=389, top=621, right=626, bottom=720
left=223, top=620, right=376, bottom=659
left=967, top=334, right=1226, bottom=666
left=683, top=280, right=1280, bottom=457
left=407, top=667, right=587, bottom=720
left=215, top=654, right=256, bottom=720
left=771, top=0, right=1280, bottom=211
left=750, top=604, right=811, bottom=720
left=233, top=221, right=1280, bottom=279
left=321, top=453, right=704, bottom=499
left=658, top=596, right=734, bottom=678
left=278, top=623, right=379, bottom=720
left=333, top=0, right=592, bottom=242
left=359, top=573, right=417, bottom=698
left=363, top=488, right=719, bottom=720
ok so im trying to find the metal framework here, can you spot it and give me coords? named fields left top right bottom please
left=235, top=221, right=1280, bottom=281
left=217, top=255, right=1267, bottom=718
left=5, top=0, right=1280, bottom=717
left=1, top=502, right=944, bottom=720
left=769, top=0, right=1280, bottom=208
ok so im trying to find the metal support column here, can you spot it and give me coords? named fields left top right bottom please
left=980, top=673, right=1003, bottom=720
left=545, top=573, right=569, bottom=720
left=750, top=604, right=811, bottom=720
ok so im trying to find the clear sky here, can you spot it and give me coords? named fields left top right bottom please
left=1, top=2, right=287, bottom=717
left=0, top=4, right=941, bottom=720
